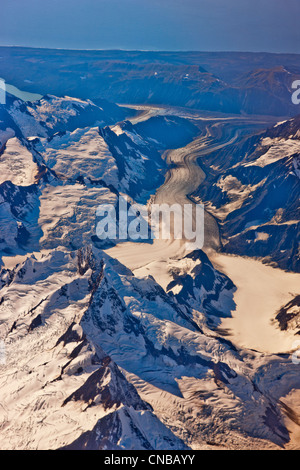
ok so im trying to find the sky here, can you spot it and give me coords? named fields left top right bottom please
left=1, top=0, right=300, bottom=53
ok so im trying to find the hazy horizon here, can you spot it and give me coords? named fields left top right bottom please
left=1, top=45, right=300, bottom=55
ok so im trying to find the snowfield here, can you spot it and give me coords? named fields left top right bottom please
left=213, top=253, right=300, bottom=353
left=0, top=137, right=38, bottom=186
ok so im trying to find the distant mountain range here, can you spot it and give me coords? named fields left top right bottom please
left=1, top=47, right=300, bottom=116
